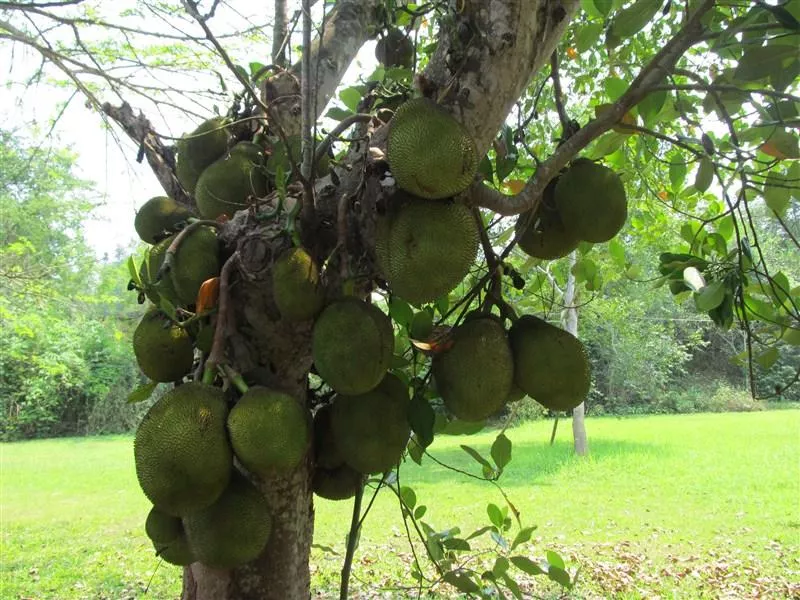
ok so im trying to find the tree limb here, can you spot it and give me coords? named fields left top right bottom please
left=471, top=0, right=716, bottom=216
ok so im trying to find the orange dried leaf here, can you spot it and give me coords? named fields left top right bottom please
left=566, top=47, right=578, bottom=60
left=505, top=179, right=526, bottom=194
left=196, top=277, right=220, bottom=314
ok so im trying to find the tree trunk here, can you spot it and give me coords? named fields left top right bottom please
left=563, top=252, right=588, bottom=456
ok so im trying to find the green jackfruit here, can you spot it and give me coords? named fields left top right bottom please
left=176, top=117, right=230, bottom=194
left=272, top=247, right=324, bottom=321
left=432, top=317, right=513, bottom=422
left=375, top=28, right=413, bottom=68
left=313, top=464, right=362, bottom=501
left=555, top=159, right=627, bottom=243
left=132, top=309, right=193, bottom=383
left=183, top=473, right=271, bottom=569
left=195, top=143, right=267, bottom=219
left=145, top=506, right=195, bottom=566
left=387, top=98, right=478, bottom=199
left=330, top=373, right=411, bottom=474
left=509, top=315, right=590, bottom=412
left=313, top=404, right=344, bottom=470
left=312, top=298, right=393, bottom=395
left=516, top=179, right=580, bottom=260
left=227, top=387, right=310, bottom=474
left=377, top=200, right=478, bottom=305
left=134, top=196, right=193, bottom=244
left=170, top=226, right=220, bottom=306
left=138, top=236, right=179, bottom=307
left=134, top=383, right=232, bottom=516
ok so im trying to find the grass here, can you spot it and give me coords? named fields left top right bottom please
left=2, top=411, right=799, bottom=599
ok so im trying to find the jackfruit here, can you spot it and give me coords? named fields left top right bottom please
left=555, top=159, right=627, bottom=243
left=509, top=315, right=590, bottom=412
left=195, top=142, right=267, bottom=220
left=330, top=373, right=411, bottom=474
left=377, top=200, right=478, bottom=305
left=272, top=247, right=324, bottom=321
left=134, top=383, right=232, bottom=516
left=176, top=117, right=230, bottom=194
left=387, top=98, right=478, bottom=199
left=516, top=179, right=580, bottom=260
left=375, top=28, right=413, bottom=68
left=312, top=298, right=393, bottom=395
left=132, top=309, right=193, bottom=383
left=138, top=236, right=179, bottom=307
left=313, top=464, right=362, bottom=501
left=313, top=404, right=344, bottom=470
left=183, top=472, right=271, bottom=569
left=170, top=226, right=220, bottom=306
left=145, top=506, right=195, bottom=566
left=134, top=196, right=193, bottom=244
left=432, top=317, right=513, bottom=421
left=227, top=387, right=310, bottom=474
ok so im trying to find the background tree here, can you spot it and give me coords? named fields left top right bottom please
left=1, top=1, right=798, bottom=599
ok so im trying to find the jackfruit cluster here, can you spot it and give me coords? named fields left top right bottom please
left=515, top=159, right=628, bottom=260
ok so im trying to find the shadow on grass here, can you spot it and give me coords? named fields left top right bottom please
left=408, top=433, right=668, bottom=489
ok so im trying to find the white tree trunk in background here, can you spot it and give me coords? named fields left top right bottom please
left=563, top=251, right=588, bottom=456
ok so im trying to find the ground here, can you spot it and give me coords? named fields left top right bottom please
left=2, top=411, right=799, bottom=599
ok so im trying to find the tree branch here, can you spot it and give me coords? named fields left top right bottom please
left=470, top=0, right=715, bottom=216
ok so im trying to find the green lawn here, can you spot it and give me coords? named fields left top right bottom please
left=2, top=411, right=799, bottom=599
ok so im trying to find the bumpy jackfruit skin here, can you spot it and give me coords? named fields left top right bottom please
left=134, top=196, right=193, bottom=244
left=145, top=506, right=195, bottom=566
left=138, top=236, right=179, bottom=306
left=379, top=200, right=478, bottom=305
left=313, top=464, right=362, bottom=501
left=330, top=374, right=411, bottom=474
left=134, top=383, right=232, bottom=516
left=312, top=299, right=393, bottom=395
left=227, top=387, right=310, bottom=474
left=387, top=98, right=478, bottom=199
left=375, top=28, right=414, bottom=68
left=178, top=117, right=229, bottom=176
left=183, top=473, right=272, bottom=569
left=272, top=247, right=324, bottom=322
left=176, top=152, right=202, bottom=195
left=509, top=315, right=591, bottom=412
left=195, top=143, right=267, bottom=220
left=432, top=317, right=513, bottom=421
left=132, top=309, right=193, bottom=383
left=313, top=404, right=344, bottom=470
left=170, top=226, right=220, bottom=306
left=516, top=203, right=580, bottom=261
left=555, top=159, right=627, bottom=243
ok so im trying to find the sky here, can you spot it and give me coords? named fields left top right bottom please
left=0, top=1, right=376, bottom=260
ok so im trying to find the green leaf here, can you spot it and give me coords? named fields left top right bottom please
left=442, top=537, right=470, bottom=551
left=734, top=45, right=799, bottom=82
left=575, top=23, right=604, bottom=53
left=546, top=550, right=565, bottom=570
left=409, top=309, right=434, bottom=340
left=126, top=381, right=158, bottom=404
left=400, top=486, right=416, bottom=510
left=604, top=76, right=628, bottom=102
left=338, top=87, right=362, bottom=113
left=493, top=556, right=510, bottom=577
left=669, top=159, right=687, bottom=191
left=755, top=346, right=780, bottom=370
left=490, top=433, right=512, bottom=470
left=593, top=0, right=613, bottom=17
left=510, top=555, right=545, bottom=576
left=414, top=505, right=427, bottom=520
left=325, top=107, right=353, bottom=121
left=127, top=255, right=141, bottom=286
left=442, top=420, right=485, bottom=435
left=461, top=445, right=494, bottom=473
left=608, top=0, right=662, bottom=40
left=443, top=571, right=481, bottom=594
left=548, top=565, right=572, bottom=589
left=408, top=394, right=435, bottom=448
left=637, top=90, right=667, bottom=126
left=587, top=132, right=628, bottom=158
left=408, top=434, right=424, bottom=465
left=764, top=171, right=791, bottom=217
left=487, top=503, right=504, bottom=528
left=510, top=525, right=537, bottom=550
left=608, top=238, right=626, bottom=265
left=388, top=297, right=413, bottom=329
left=694, top=280, right=726, bottom=311
left=478, top=154, right=494, bottom=182
left=694, top=157, right=714, bottom=192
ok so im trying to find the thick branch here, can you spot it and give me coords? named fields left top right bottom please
left=471, top=0, right=715, bottom=216
left=272, top=0, right=288, bottom=66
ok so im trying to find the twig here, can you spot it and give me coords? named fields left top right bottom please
left=339, top=477, right=365, bottom=600
left=314, top=113, right=373, bottom=165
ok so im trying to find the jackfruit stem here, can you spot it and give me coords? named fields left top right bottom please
left=201, top=364, right=216, bottom=386
left=221, top=364, right=249, bottom=394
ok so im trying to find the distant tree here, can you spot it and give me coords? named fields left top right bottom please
left=1, top=1, right=798, bottom=598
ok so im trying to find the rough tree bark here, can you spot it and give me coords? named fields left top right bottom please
left=563, top=252, right=588, bottom=456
